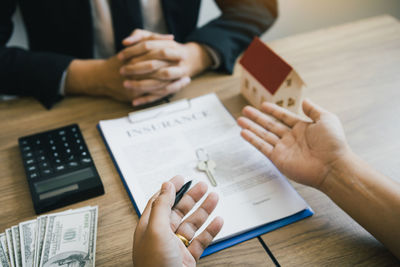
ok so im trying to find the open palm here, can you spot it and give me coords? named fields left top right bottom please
left=237, top=100, right=349, bottom=189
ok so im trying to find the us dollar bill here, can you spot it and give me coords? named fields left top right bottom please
left=0, top=233, right=11, bottom=267
left=19, top=220, right=37, bottom=267
left=0, top=233, right=10, bottom=267
left=34, top=216, right=47, bottom=267
left=39, top=206, right=98, bottom=267
left=11, top=227, right=22, bottom=267
left=0, top=245, right=9, bottom=267
left=5, top=229, right=15, bottom=267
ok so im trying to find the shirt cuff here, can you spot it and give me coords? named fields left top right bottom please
left=202, top=45, right=222, bottom=70
left=59, top=70, right=68, bottom=96
left=0, top=95, right=18, bottom=101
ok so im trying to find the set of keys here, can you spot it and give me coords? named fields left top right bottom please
left=196, top=148, right=217, bottom=187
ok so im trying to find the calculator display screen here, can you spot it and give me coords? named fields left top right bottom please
left=34, top=167, right=95, bottom=194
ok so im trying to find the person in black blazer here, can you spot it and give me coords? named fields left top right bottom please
left=0, top=0, right=277, bottom=109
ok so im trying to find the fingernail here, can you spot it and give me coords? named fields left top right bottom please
left=123, top=36, right=139, bottom=44
left=133, top=100, right=141, bottom=106
left=123, top=81, right=131, bottom=89
left=118, top=53, right=124, bottom=60
left=161, top=182, right=171, bottom=191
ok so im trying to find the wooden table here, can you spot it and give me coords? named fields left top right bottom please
left=1, top=15, right=399, bottom=266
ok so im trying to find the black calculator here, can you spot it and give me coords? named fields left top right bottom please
left=18, top=124, right=104, bottom=214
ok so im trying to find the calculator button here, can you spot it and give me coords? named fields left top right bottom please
left=76, top=139, right=81, bottom=144
left=36, top=149, right=45, bottom=155
left=59, top=130, right=66, bottom=135
left=54, top=158, right=62, bottom=164
left=21, top=140, right=28, bottom=145
left=66, top=155, right=75, bottom=161
left=26, top=158, right=35, bottom=165
left=41, top=168, right=53, bottom=176
left=35, top=140, right=41, bottom=145
left=55, top=164, right=66, bottom=172
left=81, top=151, right=88, bottom=157
left=64, top=142, right=69, bottom=147
left=27, top=165, right=37, bottom=172
left=53, top=152, right=59, bottom=157
left=23, top=152, right=33, bottom=158
left=61, top=136, right=67, bottom=142
left=66, top=148, right=72, bottom=154
left=80, top=158, right=92, bottom=164
left=40, top=162, right=50, bottom=169
left=49, top=139, right=55, bottom=145
left=22, top=146, right=31, bottom=152
left=51, top=145, right=57, bottom=151
left=38, top=155, right=46, bottom=161
left=68, top=161, right=79, bottom=167
left=78, top=145, right=84, bottom=151
left=29, top=172, right=39, bottom=179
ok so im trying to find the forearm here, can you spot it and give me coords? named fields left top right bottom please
left=321, top=152, right=400, bottom=258
left=65, top=59, right=107, bottom=96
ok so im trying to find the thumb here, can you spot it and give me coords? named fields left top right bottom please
left=148, top=182, right=176, bottom=229
left=123, top=32, right=174, bottom=46
left=302, top=99, right=325, bottom=122
left=122, top=29, right=151, bottom=46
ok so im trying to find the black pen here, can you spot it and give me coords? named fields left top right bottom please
left=173, top=180, right=192, bottom=208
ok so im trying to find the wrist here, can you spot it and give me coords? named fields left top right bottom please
left=65, top=59, right=108, bottom=96
left=319, top=150, right=358, bottom=195
left=183, top=42, right=212, bottom=77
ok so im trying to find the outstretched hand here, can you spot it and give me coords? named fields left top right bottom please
left=237, top=99, right=350, bottom=189
left=133, top=176, right=223, bottom=267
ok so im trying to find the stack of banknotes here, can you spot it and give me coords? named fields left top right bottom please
left=0, top=206, right=98, bottom=267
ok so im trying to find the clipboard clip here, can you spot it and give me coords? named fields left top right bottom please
left=128, top=98, right=192, bottom=123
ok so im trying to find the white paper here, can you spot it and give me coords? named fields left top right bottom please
left=99, top=93, right=309, bottom=241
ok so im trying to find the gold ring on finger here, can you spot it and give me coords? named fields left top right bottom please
left=175, top=233, right=190, bottom=247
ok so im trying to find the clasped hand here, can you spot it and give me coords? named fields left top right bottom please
left=117, top=29, right=210, bottom=106
left=66, top=30, right=211, bottom=107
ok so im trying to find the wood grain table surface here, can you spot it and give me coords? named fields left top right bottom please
left=0, top=15, right=399, bottom=266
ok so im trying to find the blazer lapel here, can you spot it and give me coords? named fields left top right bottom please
left=110, top=0, right=143, bottom=52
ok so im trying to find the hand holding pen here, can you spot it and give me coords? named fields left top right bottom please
left=132, top=176, right=224, bottom=267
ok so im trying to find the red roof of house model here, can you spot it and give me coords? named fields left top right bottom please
left=240, top=37, right=292, bottom=95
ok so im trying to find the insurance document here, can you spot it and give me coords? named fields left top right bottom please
left=99, top=93, right=310, bottom=243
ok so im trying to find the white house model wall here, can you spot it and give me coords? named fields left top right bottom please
left=240, top=68, right=303, bottom=114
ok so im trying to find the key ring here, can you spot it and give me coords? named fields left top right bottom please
left=196, top=148, right=209, bottom=162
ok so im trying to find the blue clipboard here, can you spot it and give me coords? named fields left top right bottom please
left=97, top=124, right=314, bottom=257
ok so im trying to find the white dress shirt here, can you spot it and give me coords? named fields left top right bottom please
left=90, top=0, right=169, bottom=59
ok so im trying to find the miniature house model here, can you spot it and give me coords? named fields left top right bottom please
left=239, top=37, right=305, bottom=113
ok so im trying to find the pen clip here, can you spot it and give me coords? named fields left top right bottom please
left=173, top=180, right=192, bottom=208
